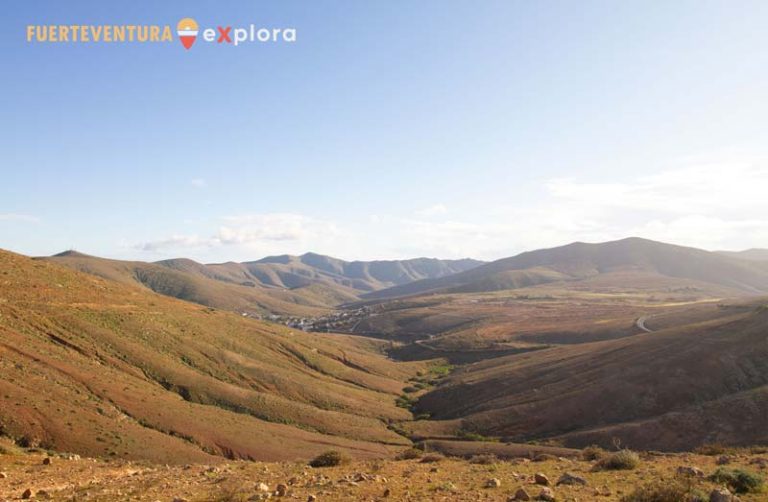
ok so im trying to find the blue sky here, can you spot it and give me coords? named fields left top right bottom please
left=2, top=1, right=768, bottom=262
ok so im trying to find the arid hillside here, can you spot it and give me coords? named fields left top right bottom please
left=412, top=300, right=768, bottom=451
left=0, top=250, right=427, bottom=463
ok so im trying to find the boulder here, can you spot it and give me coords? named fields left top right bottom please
left=556, top=472, right=587, bottom=485
left=716, top=455, right=732, bottom=465
left=510, top=487, right=531, bottom=501
left=677, top=466, right=705, bottom=478
left=534, top=473, right=550, bottom=485
left=537, top=487, right=556, bottom=501
left=710, top=488, right=740, bottom=502
left=485, top=478, right=501, bottom=488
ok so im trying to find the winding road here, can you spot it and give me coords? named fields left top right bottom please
left=635, top=315, right=655, bottom=333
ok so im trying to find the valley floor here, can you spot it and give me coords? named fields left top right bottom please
left=1, top=447, right=766, bottom=501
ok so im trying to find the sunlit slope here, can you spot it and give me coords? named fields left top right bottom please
left=414, top=301, right=768, bottom=451
left=45, top=251, right=331, bottom=316
left=46, top=251, right=483, bottom=316
left=0, top=250, right=423, bottom=463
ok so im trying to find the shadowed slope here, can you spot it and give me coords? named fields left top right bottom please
left=414, top=301, right=768, bottom=450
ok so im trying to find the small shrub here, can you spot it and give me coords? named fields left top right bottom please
left=695, top=443, right=732, bottom=456
left=395, top=394, right=417, bottom=410
left=419, top=453, right=445, bottom=463
left=532, top=453, right=558, bottom=462
left=395, top=448, right=422, bottom=461
left=582, top=444, right=606, bottom=461
left=309, top=450, right=350, bottom=468
left=593, top=449, right=641, bottom=471
left=468, top=454, right=498, bottom=465
left=402, top=386, right=419, bottom=394
left=709, top=467, right=765, bottom=494
left=620, top=477, right=707, bottom=502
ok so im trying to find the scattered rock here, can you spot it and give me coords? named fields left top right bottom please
left=534, top=472, right=550, bottom=485
left=0, top=472, right=7, bottom=479
left=537, top=487, right=556, bottom=501
left=22, top=488, right=34, bottom=500
left=429, top=466, right=439, bottom=473
left=172, top=498, right=189, bottom=502
left=257, top=482, right=270, bottom=492
left=382, top=488, right=391, bottom=497
left=42, top=457, right=52, bottom=465
left=710, top=488, right=739, bottom=502
left=556, top=472, right=587, bottom=486
left=307, top=495, right=317, bottom=502
left=485, top=478, right=501, bottom=488
left=677, top=466, right=705, bottom=478
left=716, top=455, right=732, bottom=465
left=275, top=483, right=287, bottom=496
left=510, top=487, right=531, bottom=501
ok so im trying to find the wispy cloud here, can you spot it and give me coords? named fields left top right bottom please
left=190, top=178, right=207, bottom=188
left=134, top=213, right=343, bottom=255
left=131, top=157, right=768, bottom=260
left=0, top=213, right=40, bottom=223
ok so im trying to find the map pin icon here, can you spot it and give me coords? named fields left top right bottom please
left=177, top=18, right=198, bottom=50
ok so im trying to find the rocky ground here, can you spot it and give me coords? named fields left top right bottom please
left=0, top=446, right=766, bottom=501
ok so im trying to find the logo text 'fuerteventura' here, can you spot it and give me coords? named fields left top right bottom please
left=26, top=17, right=296, bottom=49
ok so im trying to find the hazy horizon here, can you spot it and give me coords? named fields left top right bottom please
left=3, top=1, right=768, bottom=262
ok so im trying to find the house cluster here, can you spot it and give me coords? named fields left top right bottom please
left=267, top=306, right=375, bottom=333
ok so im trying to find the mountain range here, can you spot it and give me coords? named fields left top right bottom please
left=45, top=251, right=482, bottom=316
left=363, top=237, right=768, bottom=300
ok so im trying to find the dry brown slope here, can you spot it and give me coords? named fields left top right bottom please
left=414, top=301, right=768, bottom=451
left=0, top=250, right=425, bottom=463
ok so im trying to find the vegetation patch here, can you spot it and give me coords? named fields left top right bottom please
left=582, top=444, right=606, bottom=461
left=709, top=467, right=765, bottom=494
left=620, top=476, right=707, bottom=502
left=309, top=450, right=350, bottom=468
left=593, top=449, right=641, bottom=471
left=395, top=448, right=422, bottom=460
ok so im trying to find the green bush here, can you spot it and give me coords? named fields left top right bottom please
left=620, top=477, right=706, bottom=502
left=593, top=449, right=641, bottom=471
left=709, top=467, right=765, bottom=494
left=309, top=450, right=350, bottom=468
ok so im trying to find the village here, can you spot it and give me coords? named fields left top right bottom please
left=266, top=305, right=377, bottom=333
